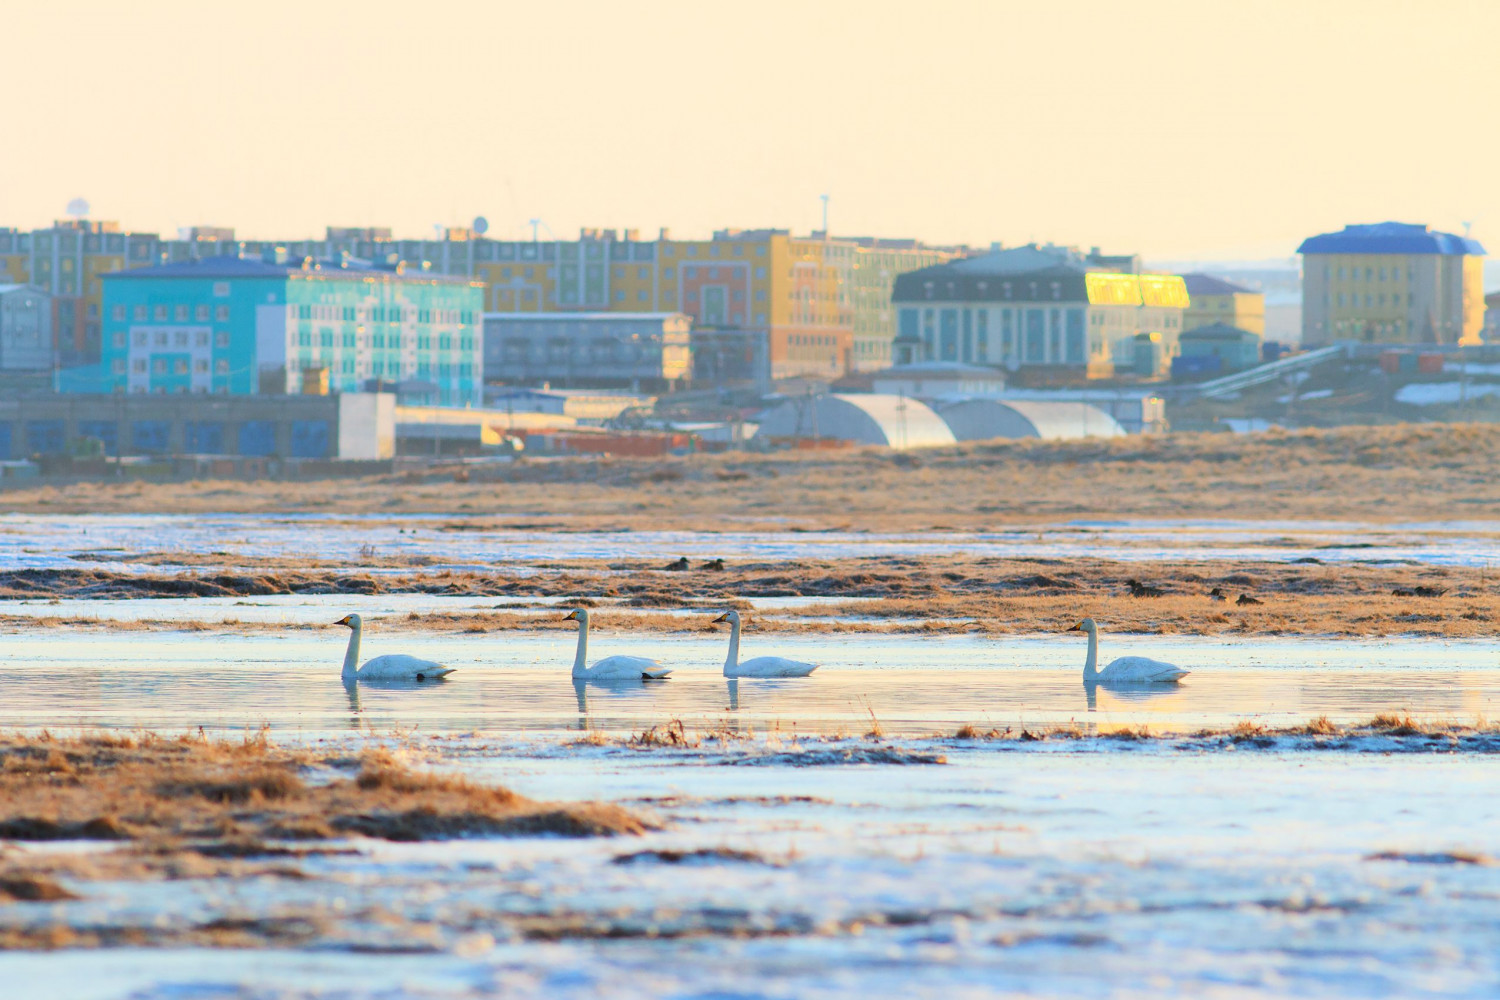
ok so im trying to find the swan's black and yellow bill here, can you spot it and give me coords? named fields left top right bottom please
left=1066, top=622, right=1084, bottom=631
left=333, top=615, right=354, bottom=627
left=711, top=613, right=730, bottom=623
left=563, top=610, right=581, bottom=621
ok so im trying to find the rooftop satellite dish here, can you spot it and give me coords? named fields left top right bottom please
left=472, top=216, right=489, bottom=236
left=66, top=198, right=90, bottom=218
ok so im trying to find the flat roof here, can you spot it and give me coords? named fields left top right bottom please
left=483, top=311, right=687, bottom=321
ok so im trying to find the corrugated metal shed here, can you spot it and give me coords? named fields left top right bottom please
left=754, top=394, right=956, bottom=450
left=936, top=398, right=1123, bottom=441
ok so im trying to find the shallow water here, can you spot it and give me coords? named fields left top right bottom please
left=3, top=517, right=1500, bottom=999
left=11, top=513, right=1500, bottom=572
left=2, top=741, right=1499, bottom=999
left=2, top=628, right=1496, bottom=735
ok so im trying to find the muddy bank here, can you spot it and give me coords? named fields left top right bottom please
left=6, top=423, right=1500, bottom=526
left=2, top=556, right=1497, bottom=638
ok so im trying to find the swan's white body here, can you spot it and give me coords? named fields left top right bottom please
left=714, top=610, right=818, bottom=678
left=566, top=609, right=671, bottom=679
left=336, top=614, right=454, bottom=682
left=1069, top=618, right=1188, bottom=684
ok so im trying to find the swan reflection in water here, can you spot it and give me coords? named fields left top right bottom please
left=573, top=676, right=663, bottom=726
left=1084, top=681, right=1184, bottom=712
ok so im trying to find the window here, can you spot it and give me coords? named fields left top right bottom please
left=111, top=305, right=125, bottom=321
left=637, top=290, right=647, bottom=302
left=194, top=359, right=209, bottom=373
left=112, top=332, right=126, bottom=349
left=616, top=290, right=625, bottom=301
left=152, top=358, right=167, bottom=374
left=215, top=332, right=230, bottom=348
left=132, top=359, right=147, bottom=373
left=195, top=304, right=210, bottom=321
left=662, top=267, right=673, bottom=279
left=195, top=331, right=209, bottom=347
left=215, top=359, right=228, bottom=374
left=153, top=305, right=167, bottom=321
left=175, top=305, right=189, bottom=321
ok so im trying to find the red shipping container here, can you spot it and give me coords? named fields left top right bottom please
left=1417, top=353, right=1445, bottom=374
left=1379, top=351, right=1403, bottom=374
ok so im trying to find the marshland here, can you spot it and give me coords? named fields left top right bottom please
left=3, top=423, right=1500, bottom=998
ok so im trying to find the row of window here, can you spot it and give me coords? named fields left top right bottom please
left=120, top=330, right=232, bottom=349
left=1336, top=293, right=1403, bottom=308
left=118, top=357, right=231, bottom=375
left=904, top=306, right=1094, bottom=365
left=293, top=304, right=473, bottom=324
left=297, top=354, right=474, bottom=379
left=113, top=303, right=231, bottom=322
left=292, top=330, right=476, bottom=351
left=1330, top=265, right=1413, bottom=283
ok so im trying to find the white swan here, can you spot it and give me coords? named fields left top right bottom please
left=565, top=609, right=671, bottom=680
left=713, top=610, right=818, bottom=678
left=1068, top=618, right=1188, bottom=684
left=335, top=613, right=455, bottom=682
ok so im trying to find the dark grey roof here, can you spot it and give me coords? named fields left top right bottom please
left=893, top=264, right=1091, bottom=304
left=1181, top=322, right=1260, bottom=340
left=1183, top=273, right=1254, bottom=296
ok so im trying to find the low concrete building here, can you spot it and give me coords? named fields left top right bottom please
left=691, top=327, right=770, bottom=389
left=0, top=285, right=54, bottom=371
left=936, top=398, right=1123, bottom=440
left=1182, top=274, right=1266, bottom=337
left=870, top=361, right=1006, bottom=398
left=753, top=393, right=955, bottom=449
left=483, top=311, right=691, bottom=391
left=481, top=386, right=653, bottom=421
left=1174, top=323, right=1263, bottom=380
left=0, top=392, right=393, bottom=460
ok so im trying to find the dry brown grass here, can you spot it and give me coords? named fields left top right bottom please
left=8, top=554, right=1497, bottom=638
left=0, top=730, right=645, bottom=897
left=9, top=423, right=1500, bottom=527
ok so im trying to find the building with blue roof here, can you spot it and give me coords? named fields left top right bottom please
left=59, top=252, right=484, bottom=405
left=1298, top=223, right=1486, bottom=346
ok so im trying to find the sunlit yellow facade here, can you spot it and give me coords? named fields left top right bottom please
left=1299, top=223, right=1486, bottom=346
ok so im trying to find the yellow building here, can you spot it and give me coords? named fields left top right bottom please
left=1299, top=223, right=1486, bottom=346
left=1181, top=273, right=1265, bottom=336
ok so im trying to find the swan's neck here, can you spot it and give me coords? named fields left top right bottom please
left=341, top=624, right=361, bottom=680
left=571, top=618, right=588, bottom=677
left=723, top=619, right=741, bottom=673
left=1082, top=629, right=1099, bottom=680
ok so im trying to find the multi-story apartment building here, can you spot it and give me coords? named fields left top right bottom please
left=1298, top=222, right=1486, bottom=346
left=482, top=311, right=691, bottom=390
left=60, top=253, right=483, bottom=406
left=1181, top=273, right=1265, bottom=336
left=2, top=219, right=951, bottom=384
left=0, top=220, right=160, bottom=367
left=844, top=237, right=962, bottom=371
left=891, top=244, right=1189, bottom=380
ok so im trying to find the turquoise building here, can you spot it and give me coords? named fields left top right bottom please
left=63, top=253, right=484, bottom=406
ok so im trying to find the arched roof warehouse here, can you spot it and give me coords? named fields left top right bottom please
left=935, top=398, right=1123, bottom=440
left=754, top=394, right=956, bottom=450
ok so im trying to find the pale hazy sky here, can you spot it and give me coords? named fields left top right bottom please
left=4, top=0, right=1496, bottom=259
